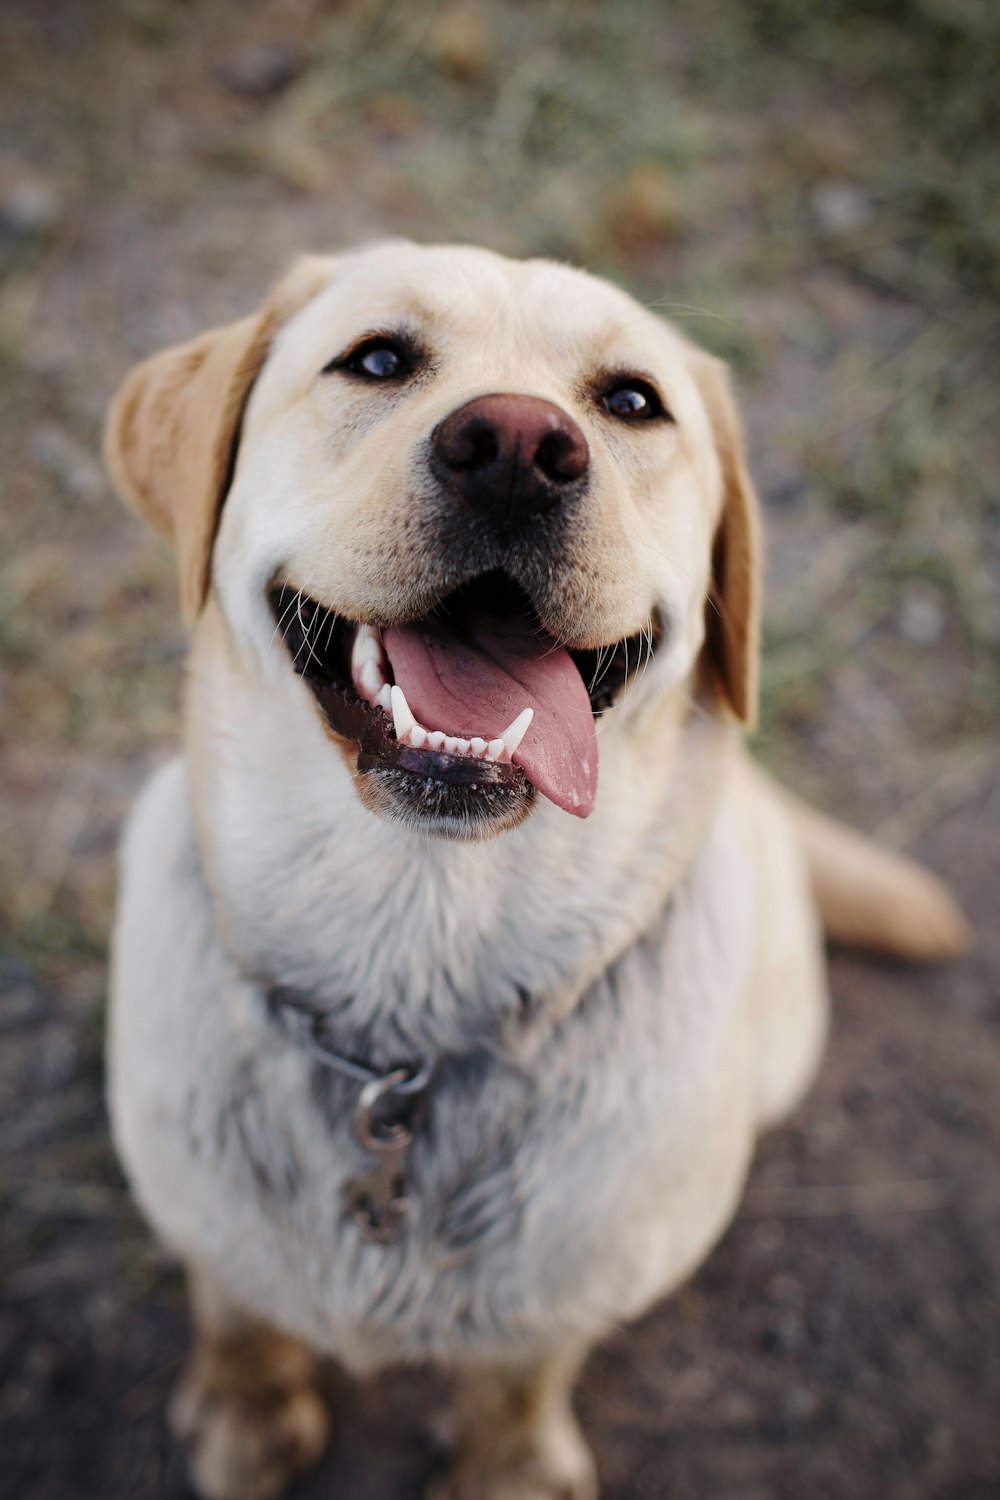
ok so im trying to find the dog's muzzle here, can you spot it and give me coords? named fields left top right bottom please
left=432, top=393, right=589, bottom=533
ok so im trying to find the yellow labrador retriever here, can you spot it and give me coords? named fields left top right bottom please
left=104, top=243, right=968, bottom=1500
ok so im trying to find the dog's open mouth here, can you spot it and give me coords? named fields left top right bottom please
left=271, top=572, right=654, bottom=821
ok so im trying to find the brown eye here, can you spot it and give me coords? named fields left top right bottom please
left=324, top=337, right=414, bottom=381
left=601, top=379, right=668, bottom=422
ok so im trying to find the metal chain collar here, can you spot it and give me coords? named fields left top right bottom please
left=271, top=994, right=433, bottom=1245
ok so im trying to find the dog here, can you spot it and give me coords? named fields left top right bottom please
left=103, top=242, right=969, bottom=1500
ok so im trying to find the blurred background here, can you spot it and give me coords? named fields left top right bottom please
left=1, top=2, right=998, bottom=1496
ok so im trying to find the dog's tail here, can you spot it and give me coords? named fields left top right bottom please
left=783, top=791, right=971, bottom=962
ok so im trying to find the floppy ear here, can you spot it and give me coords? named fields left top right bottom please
left=104, top=257, right=332, bottom=624
left=687, top=350, right=762, bottom=729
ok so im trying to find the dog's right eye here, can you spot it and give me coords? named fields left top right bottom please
left=324, top=337, right=413, bottom=382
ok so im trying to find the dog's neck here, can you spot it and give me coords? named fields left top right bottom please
left=182, top=601, right=739, bottom=1061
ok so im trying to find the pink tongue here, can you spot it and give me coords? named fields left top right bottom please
left=382, top=612, right=597, bottom=817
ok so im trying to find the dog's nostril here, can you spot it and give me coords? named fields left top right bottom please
left=446, top=419, right=499, bottom=472
left=535, top=428, right=588, bottom=484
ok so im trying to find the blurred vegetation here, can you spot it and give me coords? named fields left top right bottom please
left=0, top=0, right=997, bottom=983
left=744, top=0, right=1000, bottom=303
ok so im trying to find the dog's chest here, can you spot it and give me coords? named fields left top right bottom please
left=110, top=763, right=756, bottom=1366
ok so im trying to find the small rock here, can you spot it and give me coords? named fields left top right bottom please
left=425, top=4, right=493, bottom=81
left=364, top=92, right=426, bottom=139
left=674, top=1364, right=715, bottom=1401
left=0, top=176, right=63, bottom=238
left=928, top=1422, right=955, bottom=1457
left=212, top=40, right=308, bottom=99
left=812, top=180, right=873, bottom=235
left=760, top=1309, right=803, bottom=1354
left=0, top=984, right=43, bottom=1029
left=137, top=109, right=186, bottom=159
left=780, top=1385, right=820, bottom=1423
left=605, top=163, right=680, bottom=253
left=897, top=582, right=946, bottom=645
left=29, top=422, right=105, bottom=505
left=35, top=1027, right=79, bottom=1090
left=720, top=1390, right=757, bottom=1426
left=637, top=1461, right=672, bottom=1494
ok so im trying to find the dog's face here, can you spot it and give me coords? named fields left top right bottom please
left=106, top=243, right=759, bottom=840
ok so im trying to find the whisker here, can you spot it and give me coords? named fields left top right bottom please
left=323, top=604, right=340, bottom=656
left=590, top=644, right=619, bottom=697
left=265, top=579, right=300, bottom=671
left=295, top=589, right=323, bottom=673
left=587, top=644, right=610, bottom=695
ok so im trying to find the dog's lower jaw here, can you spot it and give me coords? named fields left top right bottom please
left=353, top=757, right=537, bottom=840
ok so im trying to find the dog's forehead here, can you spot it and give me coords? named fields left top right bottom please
left=282, top=244, right=681, bottom=370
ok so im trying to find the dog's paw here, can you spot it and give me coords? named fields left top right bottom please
left=429, top=1423, right=598, bottom=1500
left=169, top=1364, right=330, bottom=1500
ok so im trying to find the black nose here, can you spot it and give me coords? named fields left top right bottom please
left=432, top=393, right=589, bottom=528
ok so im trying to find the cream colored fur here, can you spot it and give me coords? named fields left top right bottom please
left=104, top=243, right=967, bottom=1500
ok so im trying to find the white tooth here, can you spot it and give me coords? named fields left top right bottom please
left=352, top=624, right=376, bottom=665
left=361, top=659, right=383, bottom=696
left=444, top=736, right=462, bottom=755
left=408, top=725, right=427, bottom=748
left=427, top=731, right=446, bottom=751
left=486, top=738, right=505, bottom=760
left=390, top=684, right=415, bottom=741
left=499, top=707, right=533, bottom=756
left=374, top=683, right=392, bottom=712
left=470, top=737, right=487, bottom=757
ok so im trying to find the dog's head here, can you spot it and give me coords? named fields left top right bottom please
left=105, top=243, right=760, bottom=839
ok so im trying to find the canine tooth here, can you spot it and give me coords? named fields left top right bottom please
left=374, top=683, right=392, bottom=711
left=499, top=707, right=533, bottom=756
left=470, top=737, right=487, bottom=757
left=408, top=725, right=427, bottom=748
left=427, top=731, right=446, bottom=751
left=361, top=659, right=384, bottom=696
left=352, top=623, right=378, bottom=667
left=390, top=685, right=416, bottom=741
left=486, top=738, right=505, bottom=760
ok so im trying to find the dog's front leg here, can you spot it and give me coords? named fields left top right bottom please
left=169, top=1265, right=331, bottom=1500
left=432, top=1346, right=598, bottom=1500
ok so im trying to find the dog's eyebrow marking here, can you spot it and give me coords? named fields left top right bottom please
left=377, top=292, right=442, bottom=331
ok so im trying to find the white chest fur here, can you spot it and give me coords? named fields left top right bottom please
left=109, top=758, right=759, bottom=1369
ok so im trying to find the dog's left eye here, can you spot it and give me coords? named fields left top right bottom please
left=325, top=338, right=413, bottom=381
left=600, top=379, right=669, bottom=422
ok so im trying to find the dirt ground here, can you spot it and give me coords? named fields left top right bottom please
left=1, top=3, right=998, bottom=1498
